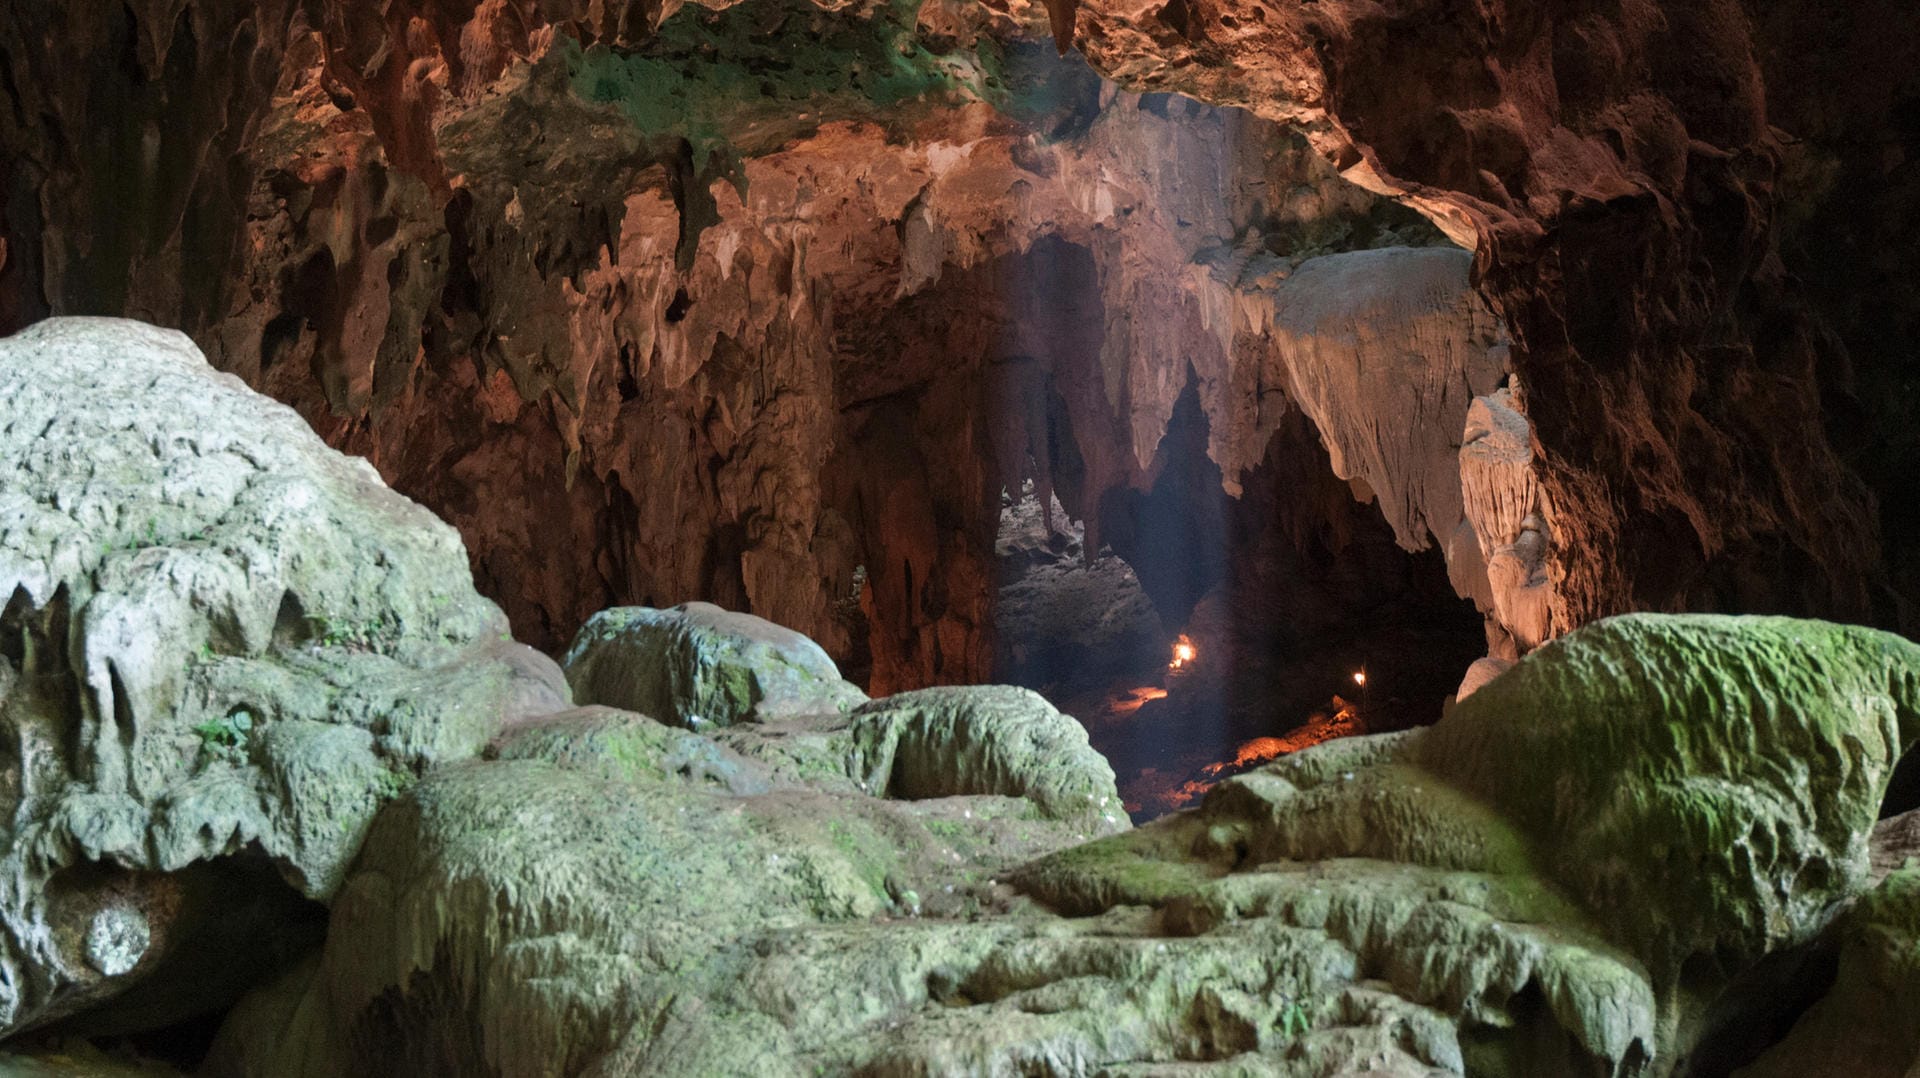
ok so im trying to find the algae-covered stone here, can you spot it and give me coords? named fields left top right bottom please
left=1420, top=614, right=1920, bottom=977
left=0, top=318, right=561, bottom=1036
left=204, top=703, right=1107, bottom=1077
left=562, top=601, right=866, bottom=728
left=1013, top=614, right=1920, bottom=1076
left=848, top=684, right=1126, bottom=824
left=1735, top=865, right=1920, bottom=1078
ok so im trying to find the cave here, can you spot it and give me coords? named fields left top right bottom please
left=1, top=0, right=1919, bottom=1075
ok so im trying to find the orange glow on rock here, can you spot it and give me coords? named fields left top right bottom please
left=1108, top=686, right=1168, bottom=715
left=1169, top=634, right=1197, bottom=671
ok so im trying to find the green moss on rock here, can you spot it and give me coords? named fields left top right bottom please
left=847, top=684, right=1127, bottom=825
left=562, top=602, right=866, bottom=729
left=207, top=611, right=1920, bottom=1077
left=563, top=0, right=997, bottom=165
left=0, top=319, right=564, bottom=1037
left=1420, top=614, right=1920, bottom=977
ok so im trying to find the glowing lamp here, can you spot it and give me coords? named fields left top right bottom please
left=1352, top=671, right=1367, bottom=687
left=1169, top=635, right=1197, bottom=671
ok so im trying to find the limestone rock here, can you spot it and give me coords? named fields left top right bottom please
left=1237, top=245, right=1506, bottom=551
left=0, top=318, right=553, bottom=1036
left=203, top=702, right=1119, bottom=1077
left=0, top=1, right=1494, bottom=693
left=211, top=613, right=1920, bottom=1076
left=1422, top=615, right=1920, bottom=985
left=562, top=601, right=866, bottom=728
left=847, top=685, right=1127, bottom=823
left=992, top=485, right=1162, bottom=691
left=1452, top=656, right=1511, bottom=700
left=1015, top=613, right=1920, bottom=1073
left=1050, top=0, right=1895, bottom=641
left=1458, top=385, right=1556, bottom=655
left=1734, top=866, right=1920, bottom=1078
left=1874, top=810, right=1920, bottom=884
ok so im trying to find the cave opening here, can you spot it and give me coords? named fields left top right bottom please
left=778, top=47, right=1522, bottom=817
left=991, top=363, right=1488, bottom=820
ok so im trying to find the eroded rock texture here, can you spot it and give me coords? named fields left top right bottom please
left=0, top=0, right=1511, bottom=696
left=3, top=0, right=1913, bottom=697
left=0, top=318, right=563, bottom=1038
left=198, top=612, right=1920, bottom=1076
left=1049, top=0, right=1916, bottom=634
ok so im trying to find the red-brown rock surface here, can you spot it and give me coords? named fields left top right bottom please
left=1049, top=0, right=1910, bottom=633
left=1, top=0, right=1912, bottom=693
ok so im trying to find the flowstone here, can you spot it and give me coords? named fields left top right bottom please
left=203, top=700, right=1126, bottom=1076
left=207, top=613, right=1920, bottom=1077
left=1735, top=865, right=1920, bottom=1077
left=562, top=601, right=866, bottom=728
left=0, top=318, right=564, bottom=1036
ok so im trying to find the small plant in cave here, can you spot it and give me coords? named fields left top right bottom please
left=309, top=612, right=389, bottom=651
left=192, top=708, right=254, bottom=765
left=1276, top=997, right=1312, bottom=1041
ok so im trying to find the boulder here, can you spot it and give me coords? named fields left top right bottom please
left=1734, top=866, right=1920, bottom=1078
left=204, top=700, right=1120, bottom=1077
left=0, top=318, right=560, bottom=1036
left=847, top=685, right=1126, bottom=823
left=1422, top=615, right=1920, bottom=984
left=561, top=601, right=866, bottom=728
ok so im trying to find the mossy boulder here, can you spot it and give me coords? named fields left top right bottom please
left=203, top=703, right=1110, bottom=1077
left=848, top=685, right=1127, bottom=824
left=0, top=319, right=563, bottom=1037
left=562, top=601, right=866, bottom=728
left=1420, top=614, right=1920, bottom=983
left=1734, top=865, right=1920, bottom=1077
left=1013, top=614, right=1920, bottom=1075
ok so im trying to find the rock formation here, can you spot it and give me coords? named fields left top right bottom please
left=1046, top=0, right=1910, bottom=638
left=991, top=484, right=1161, bottom=691
left=563, top=601, right=867, bottom=728
left=0, top=1, right=1527, bottom=697
left=194, top=613, right=1920, bottom=1077
left=3, top=322, right=1917, bottom=1074
left=0, top=318, right=563, bottom=1037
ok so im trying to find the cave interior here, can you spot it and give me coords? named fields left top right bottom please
left=0, top=0, right=1917, bottom=1074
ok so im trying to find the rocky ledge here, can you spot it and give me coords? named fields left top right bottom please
left=1, top=319, right=1917, bottom=1075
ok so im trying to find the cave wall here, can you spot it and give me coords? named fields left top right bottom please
left=0, top=0, right=1470, bottom=694
left=1044, top=0, right=1917, bottom=633
left=4, top=0, right=1905, bottom=695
